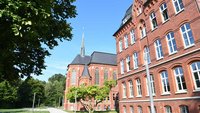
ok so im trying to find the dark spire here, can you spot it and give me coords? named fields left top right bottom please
left=80, top=32, right=85, bottom=57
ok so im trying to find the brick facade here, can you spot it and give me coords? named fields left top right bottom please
left=113, top=0, right=200, bottom=113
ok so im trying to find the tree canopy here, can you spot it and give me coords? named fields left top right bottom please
left=66, top=80, right=117, bottom=113
left=0, top=0, right=77, bottom=81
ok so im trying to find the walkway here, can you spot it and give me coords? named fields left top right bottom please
left=47, top=108, right=68, bottom=113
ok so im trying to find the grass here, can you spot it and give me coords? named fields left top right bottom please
left=0, top=108, right=49, bottom=113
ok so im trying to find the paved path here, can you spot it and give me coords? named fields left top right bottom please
left=47, top=108, right=68, bottom=113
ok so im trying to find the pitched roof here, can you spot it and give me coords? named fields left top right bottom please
left=90, top=51, right=117, bottom=66
left=81, top=65, right=90, bottom=77
left=70, top=54, right=91, bottom=65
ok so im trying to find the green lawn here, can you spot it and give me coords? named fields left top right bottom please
left=0, top=109, right=49, bottom=113
left=66, top=110, right=118, bottom=113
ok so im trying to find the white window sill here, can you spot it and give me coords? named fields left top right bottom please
left=151, top=27, right=158, bottom=32
left=193, top=89, right=200, bottom=92
left=122, top=97, right=127, bottom=99
left=129, top=96, right=134, bottom=98
left=169, top=51, right=177, bottom=56
left=146, top=94, right=156, bottom=97
left=162, top=19, right=170, bottom=24
left=184, top=44, right=195, bottom=49
left=161, top=92, right=171, bottom=96
left=175, top=90, right=187, bottom=94
left=136, top=95, right=142, bottom=98
left=156, top=57, right=164, bottom=61
left=175, top=9, right=184, bottom=16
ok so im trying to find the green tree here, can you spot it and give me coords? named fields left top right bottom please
left=0, top=0, right=77, bottom=81
left=66, top=80, right=116, bottom=113
left=45, top=74, right=65, bottom=106
left=17, top=77, right=45, bottom=107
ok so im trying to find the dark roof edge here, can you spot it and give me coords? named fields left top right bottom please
left=88, top=62, right=117, bottom=66
left=91, top=51, right=116, bottom=56
left=113, top=17, right=132, bottom=36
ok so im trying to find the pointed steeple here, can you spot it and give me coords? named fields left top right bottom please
left=80, top=32, right=85, bottom=57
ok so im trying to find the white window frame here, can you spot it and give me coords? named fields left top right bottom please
left=150, top=12, right=158, bottom=30
left=136, top=79, right=142, bottom=97
left=133, top=52, right=139, bottom=69
left=140, top=27, right=146, bottom=38
left=122, top=83, right=127, bottom=98
left=190, top=62, right=200, bottom=90
left=154, top=39, right=164, bottom=60
left=130, top=106, right=134, bottom=113
left=180, top=23, right=195, bottom=48
left=166, top=32, right=177, bottom=54
left=146, top=75, right=155, bottom=96
left=130, top=29, right=136, bottom=44
left=172, top=0, right=184, bottom=13
left=119, top=40, right=123, bottom=52
left=144, top=47, right=151, bottom=64
left=174, top=67, right=187, bottom=92
left=165, top=106, right=172, bottom=113
left=123, top=106, right=127, bottom=113
left=180, top=105, right=189, bottom=113
left=124, top=34, right=128, bottom=49
left=129, top=80, right=134, bottom=97
left=120, top=60, right=124, bottom=74
left=126, top=56, right=131, bottom=72
left=160, top=3, right=169, bottom=22
left=138, top=106, right=143, bottom=113
left=161, top=71, right=170, bottom=94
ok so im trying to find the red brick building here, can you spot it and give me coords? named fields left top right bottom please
left=113, top=0, right=200, bottom=113
left=64, top=36, right=118, bottom=111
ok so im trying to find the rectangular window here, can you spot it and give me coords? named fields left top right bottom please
left=154, top=39, right=164, bottom=60
left=166, top=32, right=177, bottom=54
left=129, top=81, right=134, bottom=97
left=173, top=0, right=184, bottom=13
left=120, top=60, right=124, bottom=74
left=124, top=34, right=128, bottom=49
left=133, top=52, right=139, bottom=69
left=190, top=61, right=200, bottom=90
left=130, top=29, right=136, bottom=44
left=180, top=23, right=195, bottom=48
left=122, top=83, right=127, bottom=98
left=174, top=67, right=187, bottom=91
left=150, top=12, right=158, bottom=30
left=146, top=75, right=155, bottom=95
left=144, top=47, right=151, bottom=64
left=119, top=40, right=123, bottom=52
left=160, top=3, right=169, bottom=22
left=126, top=56, right=131, bottom=72
left=136, top=79, right=142, bottom=96
left=161, top=71, right=170, bottom=94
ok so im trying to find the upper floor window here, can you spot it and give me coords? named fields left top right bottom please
left=160, top=3, right=169, bottom=22
left=122, top=82, right=127, bottom=98
left=140, top=26, right=146, bottom=38
left=161, top=71, right=170, bottom=94
left=130, top=106, right=134, bottom=113
left=172, top=0, right=184, bottom=13
left=71, top=69, right=76, bottom=84
left=190, top=61, right=200, bottom=90
left=165, top=106, right=172, bottom=113
left=138, top=106, right=143, bottom=113
left=129, top=80, right=134, bottom=97
left=144, top=46, right=151, bottom=64
left=112, top=70, right=117, bottom=80
left=120, top=60, right=124, bottom=74
left=95, top=68, right=99, bottom=85
left=126, top=56, right=131, bottom=72
left=119, top=40, right=123, bottom=52
left=133, top=52, right=139, bottom=69
left=174, top=67, right=187, bottom=92
left=146, top=75, right=155, bottom=95
left=180, top=23, right=194, bottom=48
left=180, top=105, right=189, bottom=113
left=104, top=68, right=108, bottom=80
left=130, top=29, right=136, bottom=44
left=154, top=39, right=164, bottom=60
left=150, top=12, right=158, bottom=30
left=166, top=32, right=177, bottom=54
left=136, top=79, right=142, bottom=96
left=124, top=34, right=129, bottom=49
left=137, top=7, right=142, bottom=16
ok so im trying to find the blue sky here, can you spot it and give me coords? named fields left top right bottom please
left=35, top=0, right=133, bottom=81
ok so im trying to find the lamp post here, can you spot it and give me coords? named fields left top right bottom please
left=145, top=55, right=155, bottom=113
left=32, top=93, right=36, bottom=113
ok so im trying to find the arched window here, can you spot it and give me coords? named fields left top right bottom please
left=179, top=105, right=189, bottom=113
left=136, top=78, right=142, bottom=96
left=130, top=106, right=134, bottom=113
left=95, top=68, right=99, bottom=85
left=174, top=67, right=187, bottom=91
left=165, top=105, right=172, bottom=113
left=166, top=32, right=177, bottom=54
left=126, top=56, right=131, bottom=72
left=160, top=71, right=170, bottom=94
left=138, top=106, right=143, bottom=113
left=180, top=23, right=194, bottom=48
left=122, top=82, right=127, bottom=98
left=129, top=80, right=134, bottom=97
left=71, top=69, right=76, bottom=84
left=104, top=68, right=108, bottom=80
left=112, top=70, right=117, bottom=80
left=139, top=19, right=146, bottom=39
left=154, top=39, right=163, bottom=60
left=190, top=61, right=200, bottom=89
left=146, top=75, right=155, bottom=95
